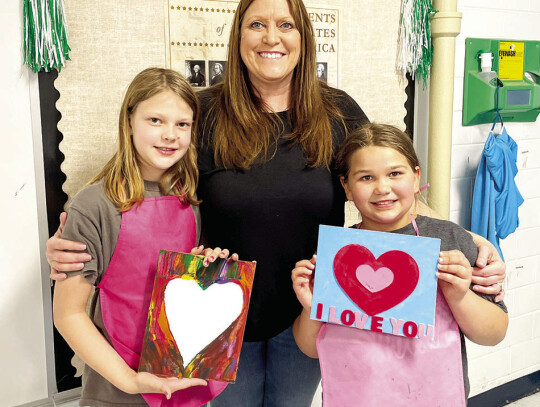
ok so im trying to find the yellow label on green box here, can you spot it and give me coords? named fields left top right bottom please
left=498, top=41, right=524, bottom=81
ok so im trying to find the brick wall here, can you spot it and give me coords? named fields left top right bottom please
left=450, top=0, right=540, bottom=396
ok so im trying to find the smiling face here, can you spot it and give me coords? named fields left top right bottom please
left=130, top=89, right=193, bottom=181
left=341, top=146, right=420, bottom=232
left=240, top=0, right=301, bottom=90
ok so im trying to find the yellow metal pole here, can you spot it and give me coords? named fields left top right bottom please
left=427, top=0, right=462, bottom=219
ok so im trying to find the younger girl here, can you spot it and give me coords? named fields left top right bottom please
left=53, top=68, right=228, bottom=406
left=292, top=123, right=508, bottom=405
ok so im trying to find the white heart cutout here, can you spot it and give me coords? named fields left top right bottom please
left=164, top=278, right=243, bottom=368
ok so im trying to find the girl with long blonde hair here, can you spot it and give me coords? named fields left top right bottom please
left=53, top=68, right=230, bottom=407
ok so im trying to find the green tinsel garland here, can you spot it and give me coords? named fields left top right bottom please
left=397, top=0, right=436, bottom=87
left=23, top=0, right=70, bottom=73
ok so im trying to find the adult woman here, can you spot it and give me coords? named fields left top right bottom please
left=196, top=0, right=368, bottom=404
left=47, top=0, right=505, bottom=405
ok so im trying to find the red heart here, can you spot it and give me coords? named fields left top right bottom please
left=333, top=244, right=419, bottom=316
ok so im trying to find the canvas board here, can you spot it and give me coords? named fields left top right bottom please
left=311, top=225, right=440, bottom=339
left=139, top=251, right=256, bottom=381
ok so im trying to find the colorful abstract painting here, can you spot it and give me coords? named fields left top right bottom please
left=138, top=251, right=256, bottom=382
left=311, top=225, right=440, bottom=339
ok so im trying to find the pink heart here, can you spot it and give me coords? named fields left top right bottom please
left=355, top=264, right=394, bottom=293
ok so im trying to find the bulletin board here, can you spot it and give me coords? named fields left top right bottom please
left=167, top=1, right=339, bottom=87
left=55, top=0, right=408, bottom=201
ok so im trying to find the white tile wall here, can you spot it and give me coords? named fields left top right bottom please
left=503, top=314, right=534, bottom=345
left=500, top=233, right=520, bottom=262
left=507, top=257, right=538, bottom=290
left=452, top=113, right=471, bottom=145
left=451, top=144, right=484, bottom=179
left=511, top=338, right=540, bottom=373
left=447, top=0, right=540, bottom=398
left=502, top=13, right=540, bottom=39
left=519, top=139, right=540, bottom=163
left=517, top=229, right=540, bottom=258
left=532, top=0, right=540, bottom=13
left=455, top=39, right=466, bottom=79
left=469, top=123, right=494, bottom=145
left=467, top=330, right=510, bottom=359
left=512, top=283, right=540, bottom=318
left=517, top=199, right=540, bottom=229
left=467, top=348, right=511, bottom=393
left=533, top=312, right=540, bottom=338
left=454, top=77, right=464, bottom=111
left=450, top=208, right=472, bottom=230
left=516, top=169, right=540, bottom=200
left=450, top=177, right=473, bottom=212
left=458, top=0, right=524, bottom=10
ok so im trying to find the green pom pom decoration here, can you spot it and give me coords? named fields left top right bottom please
left=397, top=0, right=437, bottom=87
left=23, top=0, right=71, bottom=73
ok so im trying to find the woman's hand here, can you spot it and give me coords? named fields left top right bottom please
left=418, top=208, right=506, bottom=302
left=292, top=255, right=316, bottom=311
left=437, top=250, right=472, bottom=305
left=470, top=234, right=506, bottom=302
left=190, top=246, right=239, bottom=267
left=128, top=371, right=207, bottom=399
left=437, top=250, right=509, bottom=346
left=47, top=212, right=91, bottom=281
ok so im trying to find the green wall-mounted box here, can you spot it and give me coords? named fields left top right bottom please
left=463, top=38, right=540, bottom=126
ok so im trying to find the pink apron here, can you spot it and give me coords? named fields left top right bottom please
left=316, top=221, right=466, bottom=406
left=97, top=196, right=227, bottom=406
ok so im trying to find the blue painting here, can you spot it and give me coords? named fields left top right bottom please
left=311, top=225, right=440, bottom=339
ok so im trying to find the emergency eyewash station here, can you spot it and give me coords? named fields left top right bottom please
left=426, top=1, right=539, bottom=221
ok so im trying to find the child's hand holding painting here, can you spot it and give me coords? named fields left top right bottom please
left=190, top=245, right=239, bottom=267
left=436, top=248, right=507, bottom=346
left=292, top=255, right=316, bottom=311
left=128, top=371, right=207, bottom=400
left=436, top=250, right=473, bottom=304
left=292, top=255, right=322, bottom=359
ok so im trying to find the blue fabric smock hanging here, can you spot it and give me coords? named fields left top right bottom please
left=471, top=87, right=524, bottom=260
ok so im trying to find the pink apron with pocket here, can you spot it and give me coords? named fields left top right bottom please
left=316, top=220, right=466, bottom=406
left=97, top=196, right=227, bottom=406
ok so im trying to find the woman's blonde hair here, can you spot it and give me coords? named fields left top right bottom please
left=91, top=67, right=200, bottom=211
left=335, top=123, right=420, bottom=181
left=205, top=0, right=345, bottom=170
